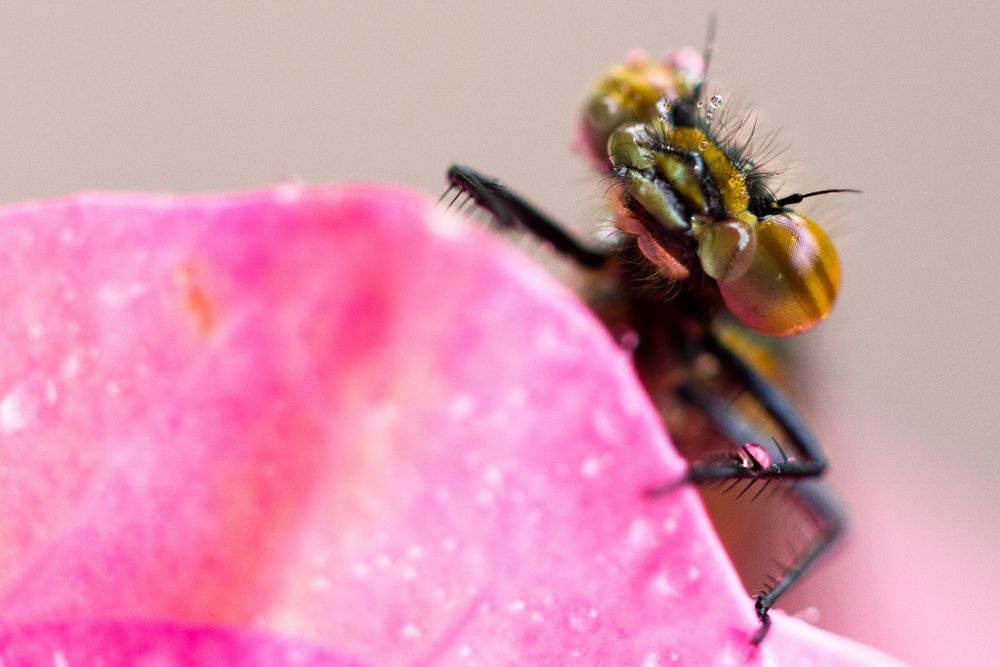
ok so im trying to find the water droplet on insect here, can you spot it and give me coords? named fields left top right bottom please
left=710, top=93, right=724, bottom=108
left=696, top=100, right=705, bottom=110
left=741, top=443, right=772, bottom=469
left=655, top=97, right=674, bottom=120
left=698, top=141, right=709, bottom=152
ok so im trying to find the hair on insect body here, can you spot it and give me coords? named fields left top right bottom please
left=443, top=19, right=857, bottom=644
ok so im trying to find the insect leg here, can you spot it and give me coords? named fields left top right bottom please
left=751, top=481, right=844, bottom=643
left=649, top=334, right=845, bottom=643
left=445, top=164, right=610, bottom=269
left=661, top=334, right=827, bottom=484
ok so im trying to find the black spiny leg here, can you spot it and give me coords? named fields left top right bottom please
left=751, top=481, right=844, bottom=643
left=444, top=164, right=609, bottom=269
left=648, top=333, right=845, bottom=643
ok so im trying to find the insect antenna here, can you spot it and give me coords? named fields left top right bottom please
left=695, top=15, right=718, bottom=100
left=775, top=188, right=861, bottom=207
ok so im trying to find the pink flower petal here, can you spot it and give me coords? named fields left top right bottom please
left=0, top=621, right=367, bottom=666
left=0, top=184, right=903, bottom=665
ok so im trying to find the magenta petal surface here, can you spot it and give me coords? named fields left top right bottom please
left=0, top=621, right=366, bottom=666
left=0, top=184, right=903, bottom=665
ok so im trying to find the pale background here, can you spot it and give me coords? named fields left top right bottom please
left=0, top=2, right=995, bottom=665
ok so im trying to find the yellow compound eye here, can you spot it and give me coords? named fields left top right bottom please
left=716, top=213, right=839, bottom=336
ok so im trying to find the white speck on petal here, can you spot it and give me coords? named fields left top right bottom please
left=44, top=379, right=58, bottom=404
left=483, top=465, right=502, bottom=486
left=650, top=572, right=676, bottom=596
left=309, top=576, right=331, bottom=591
left=626, top=518, right=655, bottom=549
left=0, top=388, right=28, bottom=433
left=447, top=394, right=475, bottom=420
left=580, top=455, right=602, bottom=478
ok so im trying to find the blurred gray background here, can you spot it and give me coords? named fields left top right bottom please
left=1, top=2, right=995, bottom=664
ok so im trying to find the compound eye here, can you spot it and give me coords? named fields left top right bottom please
left=716, top=213, right=839, bottom=336
left=698, top=219, right=757, bottom=283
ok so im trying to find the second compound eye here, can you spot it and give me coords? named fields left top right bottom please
left=715, top=213, right=840, bottom=337
left=698, top=219, right=757, bottom=283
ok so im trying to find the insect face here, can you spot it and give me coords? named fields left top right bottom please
left=587, top=51, right=841, bottom=336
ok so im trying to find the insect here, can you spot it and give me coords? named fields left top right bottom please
left=443, top=22, right=853, bottom=643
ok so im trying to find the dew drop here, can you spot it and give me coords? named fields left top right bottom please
left=580, top=456, right=602, bottom=478
left=309, top=576, right=331, bottom=591
left=507, top=599, right=526, bottom=614
left=0, top=388, right=29, bottom=433
left=698, top=141, right=710, bottom=152
left=741, top=443, right=772, bottom=469
left=710, top=93, right=724, bottom=108
left=483, top=465, right=502, bottom=486
left=655, top=97, right=674, bottom=120
left=651, top=572, right=676, bottom=596
left=617, top=328, right=640, bottom=351
left=567, top=605, right=599, bottom=633
left=400, top=622, right=422, bottom=639
left=447, top=394, right=475, bottom=420
left=794, top=606, right=822, bottom=624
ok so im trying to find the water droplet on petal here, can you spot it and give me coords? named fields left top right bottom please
left=567, top=605, right=600, bottom=633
